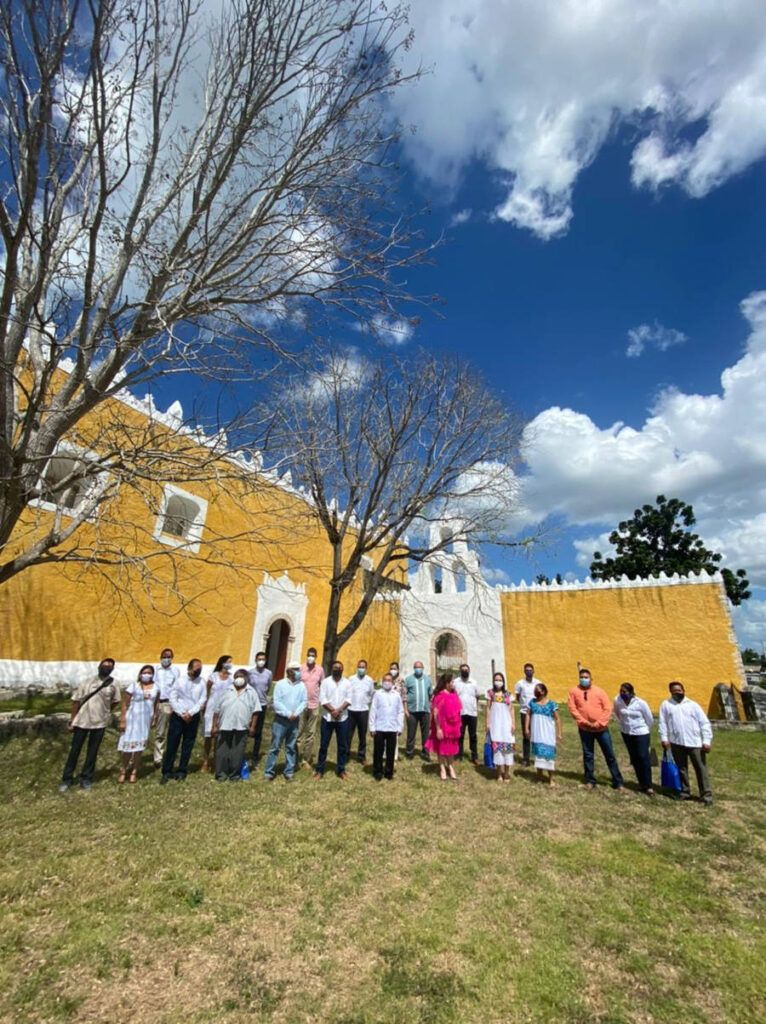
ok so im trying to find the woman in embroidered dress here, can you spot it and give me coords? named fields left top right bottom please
left=528, top=682, right=562, bottom=786
left=425, top=674, right=463, bottom=781
left=118, top=665, right=159, bottom=783
left=485, top=671, right=515, bottom=782
left=202, top=654, right=234, bottom=772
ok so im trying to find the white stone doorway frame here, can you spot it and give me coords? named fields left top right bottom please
left=249, top=572, right=308, bottom=673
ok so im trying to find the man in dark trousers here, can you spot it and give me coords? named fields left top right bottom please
left=59, top=658, right=121, bottom=792
left=160, top=658, right=206, bottom=783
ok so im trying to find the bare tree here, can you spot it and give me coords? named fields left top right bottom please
left=0, top=0, right=425, bottom=586
left=261, top=345, right=533, bottom=669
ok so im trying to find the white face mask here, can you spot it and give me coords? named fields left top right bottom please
left=223, top=663, right=233, bottom=673
left=493, top=680, right=503, bottom=690
left=382, top=680, right=393, bottom=691
left=160, top=657, right=172, bottom=668
left=140, top=673, right=153, bottom=683
left=390, top=669, right=398, bottom=678
left=307, top=656, right=316, bottom=666
left=234, top=677, right=247, bottom=689
left=256, top=660, right=266, bottom=669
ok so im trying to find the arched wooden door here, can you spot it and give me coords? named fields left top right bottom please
left=432, top=630, right=466, bottom=680
left=265, top=618, right=290, bottom=680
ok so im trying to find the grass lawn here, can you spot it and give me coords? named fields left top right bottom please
left=1, top=717, right=764, bottom=1024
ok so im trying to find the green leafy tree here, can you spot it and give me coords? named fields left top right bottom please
left=590, top=495, right=751, bottom=605
left=535, top=573, right=563, bottom=585
left=741, top=648, right=765, bottom=668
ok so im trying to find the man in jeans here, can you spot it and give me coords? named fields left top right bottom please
left=659, top=681, right=714, bottom=805
left=298, top=646, right=324, bottom=769
left=567, top=667, right=624, bottom=791
left=404, top=660, right=433, bottom=760
left=59, top=658, right=121, bottom=792
left=264, top=662, right=306, bottom=782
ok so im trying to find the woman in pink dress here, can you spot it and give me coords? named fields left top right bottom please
left=425, top=674, right=463, bottom=781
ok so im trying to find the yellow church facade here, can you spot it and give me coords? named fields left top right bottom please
left=0, top=381, right=744, bottom=710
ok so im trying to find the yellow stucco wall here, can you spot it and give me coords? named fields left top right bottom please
left=500, top=583, right=743, bottom=711
left=2, top=386, right=405, bottom=673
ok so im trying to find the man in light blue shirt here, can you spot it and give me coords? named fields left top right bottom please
left=264, top=661, right=307, bottom=782
left=404, top=660, right=433, bottom=761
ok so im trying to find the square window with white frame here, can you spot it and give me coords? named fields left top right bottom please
left=33, top=449, right=103, bottom=517
left=155, top=485, right=207, bottom=552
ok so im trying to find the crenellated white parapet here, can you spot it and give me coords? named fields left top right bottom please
left=496, top=569, right=723, bottom=593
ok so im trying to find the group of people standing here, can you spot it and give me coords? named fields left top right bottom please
left=57, top=650, right=715, bottom=805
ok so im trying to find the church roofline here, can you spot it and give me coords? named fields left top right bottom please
left=496, top=570, right=724, bottom=593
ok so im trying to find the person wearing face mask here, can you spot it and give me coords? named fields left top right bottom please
left=247, top=650, right=273, bottom=766
left=454, top=663, right=480, bottom=763
left=314, top=660, right=352, bottom=780
left=59, top=658, right=121, bottom=793
left=347, top=659, right=375, bottom=764
left=404, top=660, right=433, bottom=760
left=160, top=659, right=206, bottom=784
left=212, top=669, right=261, bottom=782
left=153, top=648, right=181, bottom=768
left=424, top=674, right=463, bottom=781
left=369, top=673, right=405, bottom=780
left=613, top=682, right=655, bottom=795
left=568, top=666, right=625, bottom=791
left=659, top=681, right=713, bottom=805
left=264, top=662, right=307, bottom=782
left=388, top=662, right=405, bottom=762
left=485, top=672, right=515, bottom=782
left=528, top=683, right=562, bottom=786
left=202, top=654, right=235, bottom=772
left=298, top=646, right=325, bottom=770
left=514, top=662, right=543, bottom=767
left=118, top=665, right=160, bottom=783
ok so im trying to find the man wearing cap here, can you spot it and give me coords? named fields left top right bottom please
left=404, top=660, right=433, bottom=760
left=264, top=661, right=307, bottom=782
left=247, top=649, right=273, bottom=765
left=298, top=646, right=324, bottom=770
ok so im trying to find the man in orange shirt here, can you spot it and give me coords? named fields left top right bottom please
left=567, top=667, right=624, bottom=791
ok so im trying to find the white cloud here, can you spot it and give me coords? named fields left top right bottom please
left=399, top=1, right=766, bottom=238
left=354, top=314, right=415, bottom=346
left=449, top=208, right=472, bottom=227
left=520, top=290, right=766, bottom=585
left=731, top=599, right=766, bottom=648
left=573, top=533, right=614, bottom=570
left=626, top=322, right=688, bottom=358
left=482, top=565, right=511, bottom=584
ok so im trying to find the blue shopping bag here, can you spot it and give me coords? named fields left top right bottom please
left=483, top=732, right=494, bottom=769
left=241, top=759, right=250, bottom=781
left=661, top=749, right=681, bottom=792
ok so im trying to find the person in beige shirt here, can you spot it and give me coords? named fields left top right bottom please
left=59, top=658, right=121, bottom=792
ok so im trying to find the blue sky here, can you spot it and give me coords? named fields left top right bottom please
left=139, top=1, right=766, bottom=648
left=375, top=0, right=766, bottom=648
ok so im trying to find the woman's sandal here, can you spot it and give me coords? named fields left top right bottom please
left=129, top=770, right=138, bottom=784
left=117, top=769, right=126, bottom=784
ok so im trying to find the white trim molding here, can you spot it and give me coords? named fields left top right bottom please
left=249, top=571, right=309, bottom=667
left=153, top=483, right=208, bottom=554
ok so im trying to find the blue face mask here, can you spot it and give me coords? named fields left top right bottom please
left=579, top=677, right=591, bottom=689
left=357, top=668, right=366, bottom=678
left=414, top=668, right=423, bottom=678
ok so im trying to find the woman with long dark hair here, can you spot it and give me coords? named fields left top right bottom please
left=425, top=674, right=463, bottom=781
left=485, top=671, right=515, bottom=782
left=202, top=654, right=234, bottom=772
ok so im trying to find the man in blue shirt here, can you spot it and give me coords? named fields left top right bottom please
left=264, top=662, right=307, bottom=782
left=404, top=660, right=433, bottom=761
